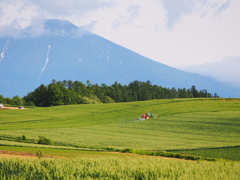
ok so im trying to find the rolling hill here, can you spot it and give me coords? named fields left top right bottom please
left=0, top=98, right=239, bottom=154
left=0, top=98, right=239, bottom=178
left=0, top=19, right=239, bottom=97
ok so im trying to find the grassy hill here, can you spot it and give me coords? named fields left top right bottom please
left=1, top=98, right=240, bottom=179
left=0, top=98, right=239, bottom=151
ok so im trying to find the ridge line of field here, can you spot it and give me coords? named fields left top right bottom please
left=167, top=145, right=240, bottom=152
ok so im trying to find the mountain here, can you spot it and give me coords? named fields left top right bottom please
left=0, top=19, right=239, bottom=98
left=180, top=56, right=240, bottom=88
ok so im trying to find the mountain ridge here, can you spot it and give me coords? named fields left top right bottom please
left=180, top=56, right=240, bottom=88
left=0, top=19, right=239, bottom=98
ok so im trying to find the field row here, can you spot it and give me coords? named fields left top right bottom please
left=0, top=98, right=239, bottom=160
left=1, top=154, right=240, bottom=179
left=1, top=110, right=239, bottom=150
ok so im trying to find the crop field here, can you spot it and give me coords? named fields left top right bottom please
left=172, top=146, right=240, bottom=161
left=0, top=98, right=240, bottom=179
left=0, top=99, right=239, bottom=150
left=1, top=152, right=240, bottom=179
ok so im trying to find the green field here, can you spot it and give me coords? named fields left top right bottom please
left=171, top=146, right=240, bottom=161
left=0, top=98, right=240, bottom=179
left=0, top=99, right=239, bottom=151
left=1, top=154, right=240, bottom=180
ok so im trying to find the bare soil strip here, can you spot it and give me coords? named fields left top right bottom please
left=0, top=150, right=187, bottom=161
left=0, top=150, right=53, bottom=159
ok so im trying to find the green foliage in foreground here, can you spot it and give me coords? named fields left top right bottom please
left=0, top=156, right=240, bottom=180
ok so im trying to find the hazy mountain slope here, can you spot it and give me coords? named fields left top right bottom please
left=0, top=19, right=239, bottom=98
left=181, top=56, right=240, bottom=88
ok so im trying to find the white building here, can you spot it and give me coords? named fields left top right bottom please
left=0, top=104, right=3, bottom=108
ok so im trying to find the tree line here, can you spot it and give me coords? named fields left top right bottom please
left=0, top=80, right=218, bottom=107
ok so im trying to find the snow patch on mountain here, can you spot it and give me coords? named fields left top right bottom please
left=106, top=51, right=110, bottom=61
left=0, top=40, right=9, bottom=61
left=38, top=45, right=51, bottom=80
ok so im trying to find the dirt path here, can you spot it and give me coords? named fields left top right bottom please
left=0, top=150, right=53, bottom=159
left=0, top=149, right=188, bottom=161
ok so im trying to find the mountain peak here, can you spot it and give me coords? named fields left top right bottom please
left=44, top=19, right=87, bottom=37
left=44, top=19, right=78, bottom=31
left=0, top=19, right=239, bottom=98
left=22, top=19, right=87, bottom=38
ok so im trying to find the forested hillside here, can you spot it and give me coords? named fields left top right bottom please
left=0, top=80, right=217, bottom=107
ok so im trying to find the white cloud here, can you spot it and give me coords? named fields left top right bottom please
left=158, top=0, right=240, bottom=67
left=0, top=0, right=109, bottom=29
left=0, top=0, right=239, bottom=67
left=0, top=0, right=39, bottom=28
left=31, top=0, right=108, bottom=18
left=76, top=0, right=167, bottom=58
left=82, top=0, right=240, bottom=67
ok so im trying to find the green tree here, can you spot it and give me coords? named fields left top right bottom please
left=12, top=95, right=23, bottom=106
left=29, top=84, right=49, bottom=107
left=128, top=80, right=140, bottom=101
left=191, top=85, right=199, bottom=97
left=72, top=81, right=89, bottom=96
left=48, top=83, right=64, bottom=106
left=170, top=87, right=178, bottom=98
left=0, top=95, right=4, bottom=103
left=110, top=82, right=124, bottom=102
left=187, top=89, right=193, bottom=98
left=178, top=88, right=187, bottom=98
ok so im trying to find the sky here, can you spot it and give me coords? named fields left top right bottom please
left=0, top=0, right=240, bottom=67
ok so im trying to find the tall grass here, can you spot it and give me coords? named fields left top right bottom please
left=0, top=155, right=240, bottom=179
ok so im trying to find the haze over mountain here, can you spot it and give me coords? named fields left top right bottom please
left=0, top=19, right=239, bottom=98
left=180, top=56, right=240, bottom=88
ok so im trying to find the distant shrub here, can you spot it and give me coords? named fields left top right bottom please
left=38, top=136, right=53, bottom=145
left=15, top=136, right=22, bottom=142
left=105, top=147, right=119, bottom=152
left=22, top=135, right=26, bottom=140
left=15, top=135, right=27, bottom=142
left=121, top=148, right=132, bottom=153
left=101, top=96, right=115, bottom=103
left=31, top=139, right=37, bottom=144
left=83, top=94, right=102, bottom=104
left=36, top=150, right=42, bottom=159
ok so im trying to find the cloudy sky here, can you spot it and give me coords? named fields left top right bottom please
left=0, top=0, right=239, bottom=67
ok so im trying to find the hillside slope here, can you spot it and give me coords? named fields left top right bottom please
left=0, top=99, right=239, bottom=150
left=0, top=19, right=239, bottom=97
left=181, top=56, right=240, bottom=88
